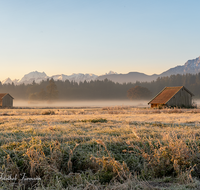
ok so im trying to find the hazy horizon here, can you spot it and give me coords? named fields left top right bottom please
left=1, top=1, right=200, bottom=81
left=1, top=69, right=165, bottom=82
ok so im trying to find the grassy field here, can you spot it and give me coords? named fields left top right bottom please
left=0, top=106, right=200, bottom=189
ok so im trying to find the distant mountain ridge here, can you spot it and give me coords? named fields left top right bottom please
left=97, top=56, right=200, bottom=83
left=2, top=71, right=99, bottom=85
left=2, top=56, right=200, bottom=85
left=160, top=56, right=200, bottom=77
left=97, top=72, right=159, bottom=83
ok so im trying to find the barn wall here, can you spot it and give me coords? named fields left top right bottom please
left=2, top=95, right=13, bottom=107
left=167, top=88, right=192, bottom=107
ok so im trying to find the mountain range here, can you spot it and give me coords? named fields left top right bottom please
left=97, top=56, right=200, bottom=83
left=2, top=72, right=99, bottom=85
left=2, top=56, right=200, bottom=85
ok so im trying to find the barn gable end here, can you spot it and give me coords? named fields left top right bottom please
left=0, top=94, right=14, bottom=108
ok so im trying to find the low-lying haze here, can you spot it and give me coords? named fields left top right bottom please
left=14, top=100, right=150, bottom=108
left=13, top=99, right=200, bottom=108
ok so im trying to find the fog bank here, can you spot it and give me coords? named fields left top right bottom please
left=14, top=100, right=149, bottom=108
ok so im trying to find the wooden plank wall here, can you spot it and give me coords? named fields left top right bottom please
left=167, top=88, right=192, bottom=107
left=2, top=94, right=13, bottom=107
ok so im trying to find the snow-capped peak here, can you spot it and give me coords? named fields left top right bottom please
left=2, top=78, right=13, bottom=85
left=105, top=71, right=118, bottom=75
left=184, top=56, right=200, bottom=67
left=183, top=56, right=200, bottom=73
left=51, top=73, right=98, bottom=83
left=22, top=71, right=47, bottom=78
left=18, top=71, right=48, bottom=85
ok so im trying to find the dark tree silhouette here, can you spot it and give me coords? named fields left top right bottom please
left=38, top=88, right=47, bottom=100
left=127, top=85, right=151, bottom=100
left=46, top=79, right=58, bottom=100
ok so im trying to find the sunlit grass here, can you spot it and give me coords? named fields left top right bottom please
left=0, top=107, right=199, bottom=189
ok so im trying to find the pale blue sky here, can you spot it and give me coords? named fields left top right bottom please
left=0, top=0, right=200, bottom=81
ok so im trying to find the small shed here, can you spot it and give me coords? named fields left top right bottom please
left=148, top=86, right=194, bottom=108
left=0, top=93, right=14, bottom=108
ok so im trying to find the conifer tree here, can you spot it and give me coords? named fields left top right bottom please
left=46, top=79, right=58, bottom=101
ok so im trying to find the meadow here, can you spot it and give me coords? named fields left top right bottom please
left=0, top=106, right=200, bottom=189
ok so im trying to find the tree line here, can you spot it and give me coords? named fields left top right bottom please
left=0, top=72, right=199, bottom=101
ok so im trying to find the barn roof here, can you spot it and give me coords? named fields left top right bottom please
left=148, top=86, right=193, bottom=105
left=0, top=93, right=14, bottom=100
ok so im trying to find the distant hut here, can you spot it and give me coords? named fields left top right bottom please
left=148, top=86, right=194, bottom=108
left=0, top=93, right=14, bottom=108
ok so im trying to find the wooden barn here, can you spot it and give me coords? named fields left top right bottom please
left=0, top=93, right=14, bottom=108
left=148, top=86, right=194, bottom=108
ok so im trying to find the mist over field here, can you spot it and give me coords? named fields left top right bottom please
left=193, top=99, right=200, bottom=107
left=13, top=100, right=150, bottom=108
left=13, top=98, right=200, bottom=108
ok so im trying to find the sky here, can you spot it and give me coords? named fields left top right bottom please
left=1, top=0, right=200, bottom=81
